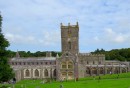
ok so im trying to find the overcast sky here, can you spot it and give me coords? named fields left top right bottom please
left=0, top=0, right=130, bottom=52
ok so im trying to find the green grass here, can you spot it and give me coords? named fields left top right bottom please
left=1, top=73, right=130, bottom=88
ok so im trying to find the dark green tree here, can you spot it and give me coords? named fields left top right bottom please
left=0, top=13, right=14, bottom=82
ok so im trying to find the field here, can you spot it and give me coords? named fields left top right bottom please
left=1, top=73, right=130, bottom=88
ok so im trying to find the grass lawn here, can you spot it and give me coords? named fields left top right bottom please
left=1, top=73, right=130, bottom=88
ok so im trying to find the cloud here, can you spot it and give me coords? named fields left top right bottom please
left=1, top=0, right=130, bottom=52
left=5, top=33, right=36, bottom=44
left=104, top=28, right=129, bottom=43
left=4, top=30, right=60, bottom=46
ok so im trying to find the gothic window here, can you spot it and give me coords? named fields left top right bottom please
left=68, top=72, right=73, bottom=76
left=68, top=62, right=73, bottom=69
left=53, top=69, right=56, bottom=77
left=100, top=68, right=104, bottom=74
left=86, top=68, right=90, bottom=74
left=107, top=68, right=111, bottom=74
left=62, top=72, right=67, bottom=76
left=35, top=69, right=39, bottom=77
left=92, top=68, right=97, bottom=74
left=68, top=42, right=71, bottom=50
left=45, top=62, right=47, bottom=65
left=99, top=61, right=101, bottom=64
left=114, top=68, right=119, bottom=74
left=122, top=68, right=126, bottom=73
left=61, top=62, right=66, bottom=69
left=23, top=62, right=26, bottom=65
left=25, top=69, right=30, bottom=77
left=19, top=62, right=21, bottom=65
left=44, top=69, right=48, bottom=77
left=93, top=61, right=95, bottom=64
left=87, top=61, right=89, bottom=64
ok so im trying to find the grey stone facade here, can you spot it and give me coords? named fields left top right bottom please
left=9, top=22, right=130, bottom=81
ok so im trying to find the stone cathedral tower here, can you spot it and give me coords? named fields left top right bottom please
left=61, top=22, right=79, bottom=54
left=56, top=22, right=79, bottom=81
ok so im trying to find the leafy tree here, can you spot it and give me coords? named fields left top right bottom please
left=0, top=14, right=14, bottom=82
left=92, top=48, right=130, bottom=61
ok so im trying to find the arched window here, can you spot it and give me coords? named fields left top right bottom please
left=87, top=61, right=89, bottom=64
left=68, top=72, right=73, bottom=76
left=114, top=68, right=119, bottom=74
left=25, top=69, right=30, bottom=77
left=68, top=62, right=73, bottom=69
left=100, top=68, right=104, bottom=74
left=68, top=42, right=71, bottom=50
left=107, top=68, right=111, bottom=74
left=44, top=69, right=48, bottom=77
left=122, top=68, right=126, bottom=73
left=92, top=68, right=97, bottom=74
left=53, top=69, right=56, bottom=77
left=61, top=62, right=66, bottom=69
left=93, top=61, right=95, bottom=64
left=35, top=69, right=39, bottom=77
left=86, top=68, right=90, bottom=74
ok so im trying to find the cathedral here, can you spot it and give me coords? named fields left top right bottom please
left=9, top=22, right=130, bottom=81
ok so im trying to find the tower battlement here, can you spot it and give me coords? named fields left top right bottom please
left=61, top=22, right=79, bottom=28
left=61, top=22, right=79, bottom=54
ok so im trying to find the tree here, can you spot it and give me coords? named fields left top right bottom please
left=0, top=13, right=14, bottom=82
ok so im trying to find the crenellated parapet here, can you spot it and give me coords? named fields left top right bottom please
left=79, top=53, right=105, bottom=57
left=61, top=22, right=79, bottom=28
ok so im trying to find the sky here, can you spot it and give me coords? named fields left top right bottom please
left=0, top=0, right=130, bottom=53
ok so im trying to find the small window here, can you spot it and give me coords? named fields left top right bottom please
left=32, top=62, right=34, bottom=65
left=62, top=65, right=66, bottom=68
left=99, top=61, right=101, bottom=64
left=12, top=62, right=14, bottom=65
left=93, top=61, right=95, bottom=64
left=87, top=61, right=89, bottom=64
left=28, top=62, right=30, bottom=65
left=19, top=62, right=21, bottom=65
left=23, top=62, right=26, bottom=65
left=68, top=42, right=71, bottom=50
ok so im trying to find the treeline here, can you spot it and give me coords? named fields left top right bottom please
left=7, top=48, right=130, bottom=61
left=91, top=48, right=130, bottom=61
left=7, top=50, right=62, bottom=58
